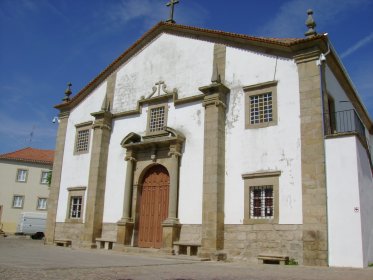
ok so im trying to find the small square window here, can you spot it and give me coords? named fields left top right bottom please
left=16, top=169, right=28, bottom=182
left=12, top=195, right=24, bottom=208
left=149, top=106, right=166, bottom=132
left=75, top=129, right=90, bottom=153
left=37, top=198, right=47, bottom=210
left=74, top=122, right=92, bottom=155
left=244, top=81, right=278, bottom=129
left=40, top=171, right=50, bottom=184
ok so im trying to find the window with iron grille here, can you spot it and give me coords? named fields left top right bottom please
left=70, top=196, right=82, bottom=219
left=244, top=80, right=278, bottom=129
left=75, top=129, right=90, bottom=153
left=250, top=185, right=273, bottom=219
left=250, top=93, right=273, bottom=124
left=149, top=106, right=166, bottom=132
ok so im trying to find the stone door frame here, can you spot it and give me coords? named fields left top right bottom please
left=117, top=127, right=185, bottom=251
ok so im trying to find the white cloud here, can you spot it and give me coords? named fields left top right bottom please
left=341, top=32, right=373, bottom=59
left=258, top=0, right=370, bottom=37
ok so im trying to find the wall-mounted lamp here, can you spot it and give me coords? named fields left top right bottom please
left=52, top=117, right=60, bottom=124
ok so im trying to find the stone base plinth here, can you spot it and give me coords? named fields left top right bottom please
left=116, top=219, right=134, bottom=246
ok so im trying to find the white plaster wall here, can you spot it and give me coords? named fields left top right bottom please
left=103, top=113, right=147, bottom=223
left=103, top=101, right=204, bottom=224
left=224, top=48, right=302, bottom=224
left=168, top=102, right=204, bottom=224
left=56, top=82, right=107, bottom=222
left=325, top=136, right=363, bottom=267
left=112, top=33, right=214, bottom=113
left=356, top=137, right=373, bottom=266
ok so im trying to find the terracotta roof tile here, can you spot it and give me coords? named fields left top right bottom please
left=0, top=147, right=54, bottom=165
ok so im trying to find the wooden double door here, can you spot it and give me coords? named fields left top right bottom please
left=138, top=165, right=169, bottom=248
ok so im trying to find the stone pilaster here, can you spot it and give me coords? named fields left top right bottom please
left=116, top=150, right=136, bottom=246
left=162, top=143, right=182, bottom=251
left=199, top=82, right=229, bottom=260
left=45, top=111, right=70, bottom=245
left=295, top=50, right=328, bottom=266
left=82, top=110, right=112, bottom=247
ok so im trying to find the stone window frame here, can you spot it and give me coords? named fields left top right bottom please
left=36, top=197, right=48, bottom=210
left=40, top=170, right=50, bottom=185
left=242, top=171, right=280, bottom=224
left=146, top=103, right=169, bottom=136
left=243, top=80, right=278, bottom=129
left=16, top=169, right=28, bottom=183
left=74, top=121, right=93, bottom=155
left=12, top=195, right=25, bottom=209
left=65, top=186, right=86, bottom=223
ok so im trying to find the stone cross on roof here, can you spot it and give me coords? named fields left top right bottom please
left=166, top=0, right=179, bottom=24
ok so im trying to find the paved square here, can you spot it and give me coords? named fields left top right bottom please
left=0, top=237, right=372, bottom=280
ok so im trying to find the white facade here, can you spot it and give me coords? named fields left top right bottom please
left=51, top=24, right=373, bottom=267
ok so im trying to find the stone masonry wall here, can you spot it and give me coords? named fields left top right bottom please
left=178, top=224, right=303, bottom=264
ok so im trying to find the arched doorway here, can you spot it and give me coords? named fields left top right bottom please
left=138, top=165, right=169, bottom=248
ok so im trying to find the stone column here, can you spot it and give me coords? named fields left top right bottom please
left=82, top=110, right=112, bottom=248
left=199, top=82, right=229, bottom=260
left=45, top=110, right=70, bottom=245
left=116, top=150, right=136, bottom=246
left=162, top=143, right=182, bottom=251
left=295, top=50, right=328, bottom=266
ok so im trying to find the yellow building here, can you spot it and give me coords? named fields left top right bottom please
left=0, top=147, right=53, bottom=233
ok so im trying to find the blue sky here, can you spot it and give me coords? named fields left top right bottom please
left=0, top=0, right=372, bottom=154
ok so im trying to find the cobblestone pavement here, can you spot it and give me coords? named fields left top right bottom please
left=1, top=237, right=372, bottom=280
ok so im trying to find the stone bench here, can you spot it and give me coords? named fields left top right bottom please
left=96, top=238, right=116, bottom=250
left=54, top=239, right=72, bottom=247
left=257, top=255, right=289, bottom=265
left=173, top=241, right=201, bottom=256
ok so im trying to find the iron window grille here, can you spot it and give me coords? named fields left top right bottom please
left=250, top=185, right=274, bottom=219
left=149, top=106, right=166, bottom=132
left=250, top=93, right=273, bottom=124
left=75, top=129, right=90, bottom=153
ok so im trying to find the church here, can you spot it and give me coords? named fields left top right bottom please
left=45, top=7, right=373, bottom=268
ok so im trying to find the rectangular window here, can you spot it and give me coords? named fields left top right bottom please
left=65, top=186, right=86, bottom=223
left=149, top=106, right=166, bottom=132
left=40, top=171, right=50, bottom=184
left=75, top=129, right=90, bottom=153
left=16, top=169, right=28, bottom=182
left=250, top=93, right=273, bottom=124
left=250, top=186, right=273, bottom=219
left=70, top=196, right=82, bottom=219
left=37, top=198, right=47, bottom=210
left=244, top=81, right=278, bottom=129
left=12, top=195, right=24, bottom=208
left=242, top=171, right=280, bottom=224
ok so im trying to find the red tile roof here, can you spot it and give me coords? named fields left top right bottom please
left=0, top=147, right=54, bottom=165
